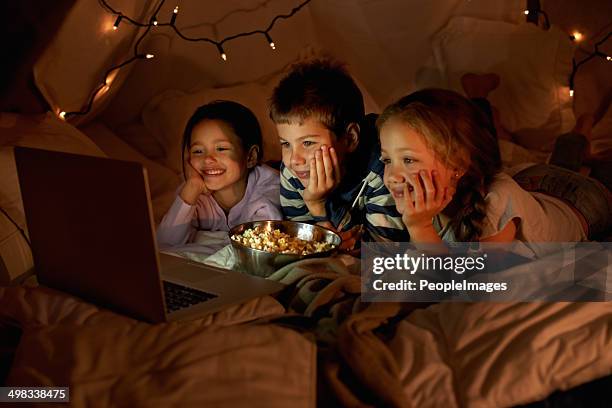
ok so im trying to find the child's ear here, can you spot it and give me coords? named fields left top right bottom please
left=343, top=123, right=360, bottom=153
left=246, top=145, right=259, bottom=168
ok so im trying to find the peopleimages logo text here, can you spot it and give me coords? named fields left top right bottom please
left=372, top=253, right=487, bottom=275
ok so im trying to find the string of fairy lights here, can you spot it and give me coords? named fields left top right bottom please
left=60, top=0, right=609, bottom=118
left=61, top=0, right=312, bottom=119
left=568, top=31, right=612, bottom=96
left=524, top=3, right=611, bottom=97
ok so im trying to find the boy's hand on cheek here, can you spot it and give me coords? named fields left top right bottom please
left=180, top=161, right=210, bottom=205
left=401, top=170, right=454, bottom=231
left=302, top=145, right=341, bottom=216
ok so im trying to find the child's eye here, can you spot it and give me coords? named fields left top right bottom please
left=380, top=157, right=391, bottom=165
left=280, top=141, right=290, bottom=149
left=191, top=149, right=203, bottom=155
left=403, top=158, right=415, bottom=165
left=216, top=146, right=230, bottom=152
left=303, top=141, right=316, bottom=148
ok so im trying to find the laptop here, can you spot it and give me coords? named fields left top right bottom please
left=14, top=147, right=284, bottom=323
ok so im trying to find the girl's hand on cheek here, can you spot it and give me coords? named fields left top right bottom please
left=401, top=170, right=453, bottom=230
left=180, top=161, right=210, bottom=205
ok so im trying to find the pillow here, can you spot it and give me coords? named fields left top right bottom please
left=0, top=112, right=106, bottom=284
left=80, top=122, right=181, bottom=224
left=421, top=17, right=575, bottom=152
left=143, top=83, right=279, bottom=174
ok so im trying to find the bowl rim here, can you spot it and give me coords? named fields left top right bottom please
left=228, top=219, right=342, bottom=255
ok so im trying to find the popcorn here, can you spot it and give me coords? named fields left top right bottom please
left=231, top=225, right=335, bottom=255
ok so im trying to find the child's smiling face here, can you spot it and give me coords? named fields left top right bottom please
left=188, top=119, right=249, bottom=192
left=379, top=121, right=463, bottom=214
left=277, top=117, right=348, bottom=187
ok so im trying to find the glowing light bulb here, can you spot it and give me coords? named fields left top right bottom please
left=265, top=33, right=276, bottom=50
left=146, top=54, right=155, bottom=59
left=569, top=89, right=574, bottom=97
left=113, top=15, right=122, bottom=30
left=59, top=111, right=67, bottom=120
left=607, top=56, right=611, bottom=61
left=171, top=6, right=179, bottom=25
left=152, top=16, right=158, bottom=26
left=217, top=44, right=227, bottom=61
left=524, top=10, right=529, bottom=15
left=570, top=31, right=583, bottom=42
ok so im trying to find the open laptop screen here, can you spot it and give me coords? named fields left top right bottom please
left=15, top=147, right=166, bottom=322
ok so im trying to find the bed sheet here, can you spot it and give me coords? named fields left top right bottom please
left=3, top=242, right=611, bottom=407
left=0, top=285, right=316, bottom=408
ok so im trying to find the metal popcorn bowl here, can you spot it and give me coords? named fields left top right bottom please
left=229, top=220, right=342, bottom=277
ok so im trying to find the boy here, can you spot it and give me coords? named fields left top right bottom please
left=269, top=59, right=408, bottom=245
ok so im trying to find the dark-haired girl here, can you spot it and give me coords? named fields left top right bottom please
left=157, top=100, right=282, bottom=247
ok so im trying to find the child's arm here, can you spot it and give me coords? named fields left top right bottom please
left=399, top=170, right=451, bottom=243
left=180, top=161, right=210, bottom=205
left=480, top=219, right=517, bottom=243
left=156, top=193, right=199, bottom=247
left=157, top=163, right=210, bottom=247
left=363, top=172, right=410, bottom=242
left=280, top=146, right=343, bottom=223
left=280, top=164, right=315, bottom=222
left=401, top=171, right=518, bottom=243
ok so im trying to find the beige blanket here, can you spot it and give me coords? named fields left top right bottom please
left=1, top=286, right=316, bottom=408
left=328, top=300, right=612, bottom=408
left=2, top=264, right=612, bottom=407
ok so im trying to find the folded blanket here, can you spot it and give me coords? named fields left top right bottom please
left=7, top=322, right=315, bottom=407
left=0, top=286, right=314, bottom=408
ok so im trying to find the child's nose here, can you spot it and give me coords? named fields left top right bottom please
left=386, top=167, right=405, bottom=183
left=203, top=154, right=217, bottom=163
left=290, top=149, right=306, bottom=166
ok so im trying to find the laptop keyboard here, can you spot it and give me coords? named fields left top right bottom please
left=163, top=281, right=218, bottom=313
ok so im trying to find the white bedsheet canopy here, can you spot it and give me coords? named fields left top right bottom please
left=34, top=0, right=531, bottom=122
left=32, top=0, right=611, bottom=155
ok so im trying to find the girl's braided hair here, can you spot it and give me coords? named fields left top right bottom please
left=377, top=88, right=501, bottom=241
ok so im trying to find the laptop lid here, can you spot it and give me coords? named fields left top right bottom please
left=15, top=147, right=166, bottom=322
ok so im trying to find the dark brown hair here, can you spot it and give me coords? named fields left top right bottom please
left=181, top=100, right=263, bottom=179
left=269, top=58, right=365, bottom=138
